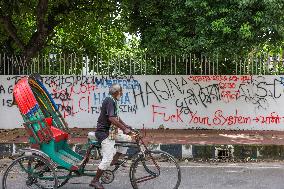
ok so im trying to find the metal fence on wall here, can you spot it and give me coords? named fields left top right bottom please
left=0, top=53, right=283, bottom=75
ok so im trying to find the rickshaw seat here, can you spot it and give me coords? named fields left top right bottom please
left=45, top=117, right=69, bottom=142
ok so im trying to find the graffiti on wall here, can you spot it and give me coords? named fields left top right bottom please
left=1, top=75, right=284, bottom=130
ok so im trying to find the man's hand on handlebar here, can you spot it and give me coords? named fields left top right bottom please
left=123, top=126, right=139, bottom=140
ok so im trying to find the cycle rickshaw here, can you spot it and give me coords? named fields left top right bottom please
left=2, top=74, right=181, bottom=189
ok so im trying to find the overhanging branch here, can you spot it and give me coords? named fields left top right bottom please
left=0, top=16, right=25, bottom=50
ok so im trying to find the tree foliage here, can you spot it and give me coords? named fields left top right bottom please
left=1, top=0, right=284, bottom=75
left=0, top=0, right=127, bottom=69
left=122, top=0, right=284, bottom=56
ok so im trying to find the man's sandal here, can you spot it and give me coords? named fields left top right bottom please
left=89, top=180, right=105, bottom=189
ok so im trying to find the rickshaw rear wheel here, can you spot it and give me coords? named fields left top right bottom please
left=2, top=154, right=58, bottom=189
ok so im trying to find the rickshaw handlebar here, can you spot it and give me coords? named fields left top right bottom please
left=129, top=128, right=144, bottom=142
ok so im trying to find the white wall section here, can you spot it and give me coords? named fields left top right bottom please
left=1, top=75, right=284, bottom=130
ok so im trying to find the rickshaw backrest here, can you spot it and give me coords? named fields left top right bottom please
left=13, top=75, right=83, bottom=171
left=13, top=77, right=69, bottom=145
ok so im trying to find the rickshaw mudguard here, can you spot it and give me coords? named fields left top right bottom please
left=19, top=148, right=58, bottom=169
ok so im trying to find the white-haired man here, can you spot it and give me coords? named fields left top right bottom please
left=90, top=83, right=134, bottom=189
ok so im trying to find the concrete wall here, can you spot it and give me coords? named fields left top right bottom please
left=1, top=75, right=284, bottom=130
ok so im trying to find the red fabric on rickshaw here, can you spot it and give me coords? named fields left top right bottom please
left=45, top=117, right=68, bottom=142
left=45, top=117, right=53, bottom=126
left=50, top=126, right=69, bottom=142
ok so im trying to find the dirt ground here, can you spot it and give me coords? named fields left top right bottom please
left=1, top=128, right=284, bottom=145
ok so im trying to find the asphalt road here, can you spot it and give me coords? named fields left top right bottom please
left=2, top=159, right=284, bottom=189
